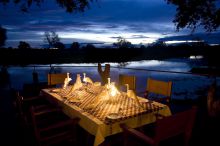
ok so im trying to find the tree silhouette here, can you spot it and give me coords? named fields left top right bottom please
left=0, top=25, right=7, bottom=47
left=44, top=31, right=60, bottom=48
left=113, top=37, right=132, bottom=49
left=166, top=0, right=220, bottom=32
left=85, top=43, right=96, bottom=49
left=18, top=41, right=31, bottom=49
left=54, top=42, right=65, bottom=49
left=0, top=0, right=92, bottom=13
left=140, top=44, right=146, bottom=49
left=151, top=40, right=167, bottom=48
left=70, top=42, right=80, bottom=50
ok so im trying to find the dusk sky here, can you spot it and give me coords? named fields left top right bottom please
left=0, top=0, right=220, bottom=48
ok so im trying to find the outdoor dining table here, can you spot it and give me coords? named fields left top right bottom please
left=40, top=83, right=171, bottom=146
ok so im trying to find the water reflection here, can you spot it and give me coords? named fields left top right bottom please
left=189, top=55, right=204, bottom=59
left=114, top=59, right=192, bottom=73
left=0, top=65, right=11, bottom=88
left=4, top=58, right=217, bottom=100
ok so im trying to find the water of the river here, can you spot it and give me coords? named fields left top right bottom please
left=3, top=57, right=217, bottom=100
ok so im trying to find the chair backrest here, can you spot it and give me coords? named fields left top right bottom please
left=16, top=92, right=24, bottom=117
left=119, top=74, right=136, bottom=91
left=30, top=105, right=80, bottom=146
left=47, top=73, right=67, bottom=86
left=22, top=82, right=48, bottom=97
left=30, top=106, right=41, bottom=142
left=30, top=105, right=63, bottom=144
left=207, top=82, right=220, bottom=117
left=146, top=78, right=172, bottom=97
left=154, top=107, right=197, bottom=146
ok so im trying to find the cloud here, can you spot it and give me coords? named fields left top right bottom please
left=131, top=35, right=150, bottom=39
left=1, top=0, right=219, bottom=47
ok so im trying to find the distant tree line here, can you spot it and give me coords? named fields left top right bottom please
left=1, top=20, right=220, bottom=67
left=0, top=39, right=219, bottom=67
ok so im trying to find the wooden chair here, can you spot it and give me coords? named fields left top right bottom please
left=145, top=78, right=172, bottom=106
left=47, top=73, right=67, bottom=87
left=22, top=82, right=48, bottom=97
left=16, top=93, right=27, bottom=126
left=120, top=106, right=197, bottom=146
left=30, top=105, right=80, bottom=146
left=207, top=82, right=220, bottom=117
left=15, top=91, right=55, bottom=128
left=119, top=74, right=136, bottom=91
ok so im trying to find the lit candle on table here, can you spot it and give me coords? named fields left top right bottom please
left=83, top=73, right=86, bottom=82
left=67, top=72, right=70, bottom=79
left=108, top=78, right=110, bottom=86
left=125, top=84, right=129, bottom=91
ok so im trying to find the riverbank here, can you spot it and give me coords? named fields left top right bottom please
left=1, top=44, right=218, bottom=66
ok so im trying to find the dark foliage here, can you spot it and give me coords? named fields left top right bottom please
left=0, top=0, right=92, bottom=13
left=166, top=0, right=220, bottom=32
left=0, top=25, right=7, bottom=47
left=18, top=41, right=31, bottom=50
left=54, top=42, right=65, bottom=49
left=56, top=0, right=91, bottom=13
left=70, top=42, right=80, bottom=50
left=85, top=44, right=96, bottom=49
left=44, top=31, right=60, bottom=49
left=0, top=45, right=219, bottom=67
left=113, top=37, right=133, bottom=49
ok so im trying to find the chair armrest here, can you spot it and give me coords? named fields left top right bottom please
left=34, top=104, right=53, bottom=110
left=22, top=96, right=43, bottom=101
left=39, top=118, right=80, bottom=132
left=152, top=96, right=170, bottom=103
left=33, top=107, right=62, bottom=116
left=120, top=124, right=155, bottom=145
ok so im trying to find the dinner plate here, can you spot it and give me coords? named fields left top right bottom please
left=50, top=89, right=61, bottom=93
left=138, top=97, right=149, bottom=103
left=106, top=113, right=121, bottom=120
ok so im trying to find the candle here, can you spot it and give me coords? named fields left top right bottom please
left=76, top=74, right=81, bottom=84
left=125, top=84, right=129, bottom=91
left=108, top=78, right=110, bottom=86
left=83, top=73, right=86, bottom=82
left=67, top=72, right=69, bottom=79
